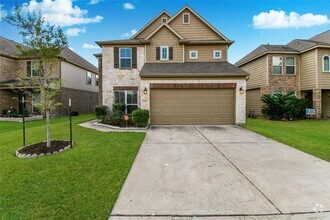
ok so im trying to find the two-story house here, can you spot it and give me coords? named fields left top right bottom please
left=236, top=30, right=330, bottom=119
left=0, top=36, right=99, bottom=115
left=95, top=6, right=249, bottom=125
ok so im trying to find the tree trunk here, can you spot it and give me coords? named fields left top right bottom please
left=46, top=109, right=51, bottom=147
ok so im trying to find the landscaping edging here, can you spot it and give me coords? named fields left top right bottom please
left=0, top=116, right=43, bottom=122
left=15, top=140, right=73, bottom=158
left=95, top=121, right=149, bottom=131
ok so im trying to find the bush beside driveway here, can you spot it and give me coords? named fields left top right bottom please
left=244, top=118, right=330, bottom=162
left=0, top=115, right=145, bottom=219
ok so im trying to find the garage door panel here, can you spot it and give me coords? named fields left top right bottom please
left=150, top=89, right=235, bottom=125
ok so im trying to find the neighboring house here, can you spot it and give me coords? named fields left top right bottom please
left=0, top=36, right=99, bottom=115
left=236, top=30, right=330, bottom=119
left=95, top=5, right=249, bottom=125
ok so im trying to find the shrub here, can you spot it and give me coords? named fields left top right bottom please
left=101, top=110, right=122, bottom=126
left=2, top=108, right=8, bottom=116
left=112, top=103, right=125, bottom=113
left=95, top=105, right=108, bottom=119
left=261, top=93, right=310, bottom=120
left=132, top=109, right=149, bottom=127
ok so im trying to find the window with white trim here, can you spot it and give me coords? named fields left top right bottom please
left=323, top=55, right=330, bottom=72
left=119, top=48, right=132, bottom=68
left=272, top=56, right=283, bottom=75
left=161, top=18, right=167, bottom=23
left=286, top=91, right=297, bottom=96
left=31, top=61, right=41, bottom=76
left=183, top=13, right=190, bottom=24
left=213, top=50, right=222, bottom=59
left=95, top=74, right=99, bottom=86
left=114, top=90, right=138, bottom=114
left=189, top=50, right=198, bottom=59
left=286, top=57, right=295, bottom=75
left=32, top=93, right=41, bottom=114
left=160, top=46, right=169, bottom=60
left=86, top=71, right=92, bottom=85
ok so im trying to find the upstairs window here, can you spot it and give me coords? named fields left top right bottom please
left=86, top=71, right=92, bottom=85
left=286, top=57, right=295, bottom=75
left=95, top=74, right=99, bottom=86
left=323, top=55, right=330, bottom=72
left=161, top=17, right=167, bottom=23
left=213, top=50, right=222, bottom=59
left=27, top=61, right=41, bottom=77
left=120, top=48, right=132, bottom=68
left=189, top=50, right=198, bottom=59
left=272, top=56, right=283, bottom=75
left=160, top=46, right=169, bottom=60
left=183, top=13, right=190, bottom=24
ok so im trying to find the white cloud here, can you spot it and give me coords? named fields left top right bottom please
left=123, top=3, right=135, bottom=10
left=83, top=43, right=98, bottom=49
left=89, top=0, right=103, bottom=5
left=21, top=0, right=103, bottom=27
left=121, top=29, right=137, bottom=38
left=0, top=4, right=7, bottom=21
left=253, top=10, right=330, bottom=29
left=66, top=27, right=86, bottom=37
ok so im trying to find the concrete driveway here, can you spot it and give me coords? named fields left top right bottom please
left=110, top=125, right=330, bottom=219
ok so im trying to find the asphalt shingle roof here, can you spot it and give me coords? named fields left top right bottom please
left=309, top=30, right=330, bottom=44
left=0, top=36, right=98, bottom=73
left=140, top=62, right=249, bottom=77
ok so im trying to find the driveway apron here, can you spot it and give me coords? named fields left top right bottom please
left=110, top=125, right=330, bottom=219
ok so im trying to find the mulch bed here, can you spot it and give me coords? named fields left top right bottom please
left=18, top=140, right=70, bottom=155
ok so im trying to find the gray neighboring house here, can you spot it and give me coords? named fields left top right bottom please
left=236, top=30, right=330, bottom=118
left=0, top=36, right=99, bottom=115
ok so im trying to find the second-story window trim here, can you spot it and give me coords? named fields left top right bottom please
left=183, top=13, right=190, bottom=24
left=286, top=57, right=296, bottom=75
left=189, top=50, right=198, bottom=59
left=323, top=55, right=330, bottom=72
left=86, top=71, right=92, bottom=85
left=95, top=74, right=99, bottom=86
left=160, top=46, right=169, bottom=60
left=213, top=50, right=222, bottom=59
left=119, top=48, right=132, bottom=68
left=272, top=56, right=283, bottom=75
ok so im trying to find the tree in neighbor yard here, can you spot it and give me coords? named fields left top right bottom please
left=5, top=6, right=68, bottom=147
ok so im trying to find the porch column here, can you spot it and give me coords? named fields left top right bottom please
left=313, top=89, right=322, bottom=119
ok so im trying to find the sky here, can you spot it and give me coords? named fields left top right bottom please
left=0, top=0, right=330, bottom=67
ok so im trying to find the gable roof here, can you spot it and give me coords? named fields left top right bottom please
left=236, top=45, right=299, bottom=67
left=167, top=5, right=231, bottom=42
left=140, top=62, right=249, bottom=78
left=146, top=23, right=184, bottom=40
left=287, top=39, right=330, bottom=52
left=132, top=10, right=171, bottom=39
left=0, top=36, right=98, bottom=74
left=309, top=30, right=330, bottom=44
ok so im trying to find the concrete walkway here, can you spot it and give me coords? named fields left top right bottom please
left=110, top=125, right=330, bottom=219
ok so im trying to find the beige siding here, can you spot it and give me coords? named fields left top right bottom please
left=300, top=49, right=316, bottom=90
left=61, top=61, right=98, bottom=92
left=168, top=9, right=223, bottom=40
left=246, top=89, right=262, bottom=116
left=240, top=55, right=267, bottom=90
left=322, top=90, right=330, bottom=117
left=135, top=13, right=171, bottom=39
left=317, top=48, right=330, bottom=89
left=185, top=45, right=227, bottom=62
left=150, top=88, right=235, bottom=125
left=146, top=26, right=183, bottom=63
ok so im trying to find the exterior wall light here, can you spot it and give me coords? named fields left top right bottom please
left=239, top=86, right=244, bottom=94
left=143, top=87, right=148, bottom=94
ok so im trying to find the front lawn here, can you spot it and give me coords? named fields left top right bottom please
left=244, top=118, right=330, bottom=162
left=0, top=114, right=145, bottom=219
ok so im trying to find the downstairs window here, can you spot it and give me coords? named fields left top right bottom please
left=114, top=90, right=138, bottom=114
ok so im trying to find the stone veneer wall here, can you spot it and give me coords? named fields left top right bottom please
left=102, top=46, right=145, bottom=107
left=140, top=79, right=247, bottom=125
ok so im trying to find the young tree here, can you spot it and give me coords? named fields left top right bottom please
left=6, top=6, right=68, bottom=147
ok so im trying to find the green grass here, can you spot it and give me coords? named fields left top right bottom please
left=244, top=118, right=330, bottom=162
left=0, top=114, right=146, bottom=219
